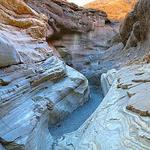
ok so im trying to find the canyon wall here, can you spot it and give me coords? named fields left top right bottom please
left=26, top=0, right=109, bottom=39
left=85, top=0, right=137, bottom=21
left=120, top=0, right=150, bottom=51
left=1, top=0, right=150, bottom=150
left=53, top=0, right=150, bottom=149
left=54, top=63, right=150, bottom=150
left=0, top=0, right=91, bottom=149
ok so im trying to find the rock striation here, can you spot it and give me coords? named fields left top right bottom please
left=26, top=0, right=109, bottom=39
left=0, top=0, right=50, bottom=64
left=1, top=0, right=150, bottom=149
left=0, top=0, right=89, bottom=149
left=54, top=63, right=150, bottom=150
left=51, top=23, right=121, bottom=86
left=53, top=1, right=150, bottom=149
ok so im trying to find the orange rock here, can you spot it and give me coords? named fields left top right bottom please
left=85, top=0, right=137, bottom=21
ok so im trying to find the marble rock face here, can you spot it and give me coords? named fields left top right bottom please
left=54, top=64, right=150, bottom=150
left=0, top=0, right=89, bottom=149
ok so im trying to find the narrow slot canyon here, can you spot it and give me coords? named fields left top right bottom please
left=1, top=0, right=150, bottom=150
left=49, top=22, right=144, bottom=138
left=49, top=24, right=119, bottom=137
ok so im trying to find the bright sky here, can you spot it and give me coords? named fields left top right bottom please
left=67, top=0, right=94, bottom=6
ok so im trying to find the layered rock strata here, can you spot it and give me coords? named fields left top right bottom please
left=54, top=63, right=150, bottom=150
left=53, top=1, right=150, bottom=149
left=0, top=0, right=89, bottom=149
left=26, top=0, right=109, bottom=39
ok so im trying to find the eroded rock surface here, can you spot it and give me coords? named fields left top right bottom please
left=51, top=24, right=122, bottom=86
left=26, top=0, right=109, bottom=39
left=1, top=0, right=150, bottom=149
left=0, top=0, right=51, bottom=63
left=52, top=1, right=150, bottom=149
left=0, top=0, right=89, bottom=149
left=54, top=64, right=150, bottom=150
left=120, top=0, right=150, bottom=50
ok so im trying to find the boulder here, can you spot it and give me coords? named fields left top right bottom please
left=85, top=0, right=137, bottom=21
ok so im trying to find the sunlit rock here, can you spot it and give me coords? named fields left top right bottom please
left=85, top=0, right=137, bottom=21
left=0, top=0, right=89, bottom=149
left=26, top=0, right=109, bottom=39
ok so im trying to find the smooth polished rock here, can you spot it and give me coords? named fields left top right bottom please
left=0, top=0, right=51, bottom=64
left=51, top=24, right=122, bottom=86
left=0, top=59, right=89, bottom=150
left=101, top=69, right=117, bottom=95
left=0, top=0, right=89, bottom=149
left=53, top=64, right=150, bottom=150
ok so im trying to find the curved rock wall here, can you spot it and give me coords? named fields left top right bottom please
left=101, top=69, right=117, bottom=95
left=2, top=0, right=150, bottom=149
left=0, top=0, right=89, bottom=149
left=54, top=64, right=150, bottom=150
left=0, top=0, right=50, bottom=64
left=52, top=1, right=150, bottom=149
